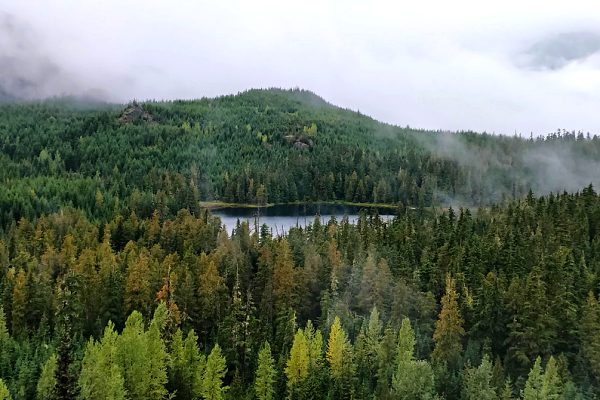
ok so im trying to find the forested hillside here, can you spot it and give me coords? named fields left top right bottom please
left=1, top=89, right=600, bottom=399
left=0, top=188, right=600, bottom=398
left=1, top=88, right=599, bottom=228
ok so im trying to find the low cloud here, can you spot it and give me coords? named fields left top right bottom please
left=2, top=1, right=600, bottom=135
left=520, top=31, right=600, bottom=70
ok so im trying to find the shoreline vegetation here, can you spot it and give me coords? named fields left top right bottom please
left=198, top=200, right=403, bottom=210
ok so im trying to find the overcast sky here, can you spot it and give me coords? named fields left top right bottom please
left=2, top=0, right=600, bottom=135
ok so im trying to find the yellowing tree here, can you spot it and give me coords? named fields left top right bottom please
left=326, top=317, right=348, bottom=379
left=432, top=275, right=464, bottom=368
left=285, top=328, right=310, bottom=391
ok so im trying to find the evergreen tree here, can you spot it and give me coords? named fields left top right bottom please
left=285, top=328, right=310, bottom=397
left=462, top=355, right=497, bottom=400
left=391, top=318, right=436, bottom=400
left=0, top=379, right=11, bottom=400
left=37, top=354, right=57, bottom=400
left=201, top=344, right=228, bottom=400
left=79, top=322, right=126, bottom=400
left=432, top=275, right=464, bottom=368
left=255, top=342, right=276, bottom=400
left=169, top=328, right=205, bottom=400
left=581, top=291, right=600, bottom=380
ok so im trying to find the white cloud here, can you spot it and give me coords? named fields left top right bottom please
left=2, top=0, right=600, bottom=135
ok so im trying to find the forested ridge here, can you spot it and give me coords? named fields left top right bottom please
left=1, top=88, right=599, bottom=228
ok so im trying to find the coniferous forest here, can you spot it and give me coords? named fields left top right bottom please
left=0, top=89, right=600, bottom=399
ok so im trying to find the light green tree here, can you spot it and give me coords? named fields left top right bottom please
left=391, top=318, right=436, bottom=400
left=0, top=379, right=11, bottom=400
left=79, top=322, right=126, bottom=400
left=522, top=356, right=562, bottom=400
left=285, top=328, right=310, bottom=394
left=254, top=342, right=276, bottom=400
left=202, top=344, right=228, bottom=400
left=169, top=328, right=205, bottom=400
left=37, top=354, right=57, bottom=400
left=462, top=355, right=497, bottom=400
left=116, top=304, right=169, bottom=400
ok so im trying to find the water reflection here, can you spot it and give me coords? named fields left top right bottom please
left=212, top=203, right=397, bottom=235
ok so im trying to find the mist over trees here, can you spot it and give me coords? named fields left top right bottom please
left=0, top=88, right=599, bottom=399
left=0, top=88, right=599, bottom=229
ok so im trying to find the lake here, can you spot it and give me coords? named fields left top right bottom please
left=212, top=203, right=397, bottom=235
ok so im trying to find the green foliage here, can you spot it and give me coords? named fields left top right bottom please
left=391, top=318, right=436, bottom=399
left=255, top=342, right=276, bottom=400
left=0, top=379, right=11, bottom=400
left=79, top=323, right=126, bottom=400
left=169, top=328, right=205, bottom=399
left=202, top=344, right=228, bottom=400
left=36, top=354, right=57, bottom=400
left=462, top=355, right=497, bottom=400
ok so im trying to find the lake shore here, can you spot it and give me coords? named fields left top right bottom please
left=199, top=200, right=401, bottom=210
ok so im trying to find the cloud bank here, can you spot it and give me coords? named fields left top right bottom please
left=2, top=0, right=600, bottom=135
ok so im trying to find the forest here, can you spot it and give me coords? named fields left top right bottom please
left=0, top=89, right=599, bottom=399
left=0, top=88, right=599, bottom=227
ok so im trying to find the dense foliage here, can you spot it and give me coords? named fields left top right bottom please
left=0, top=187, right=599, bottom=398
left=1, top=88, right=599, bottom=228
left=1, top=88, right=600, bottom=399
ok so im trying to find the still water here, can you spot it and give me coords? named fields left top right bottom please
left=212, top=203, right=397, bottom=235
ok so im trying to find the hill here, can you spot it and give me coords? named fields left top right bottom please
left=0, top=88, right=599, bottom=225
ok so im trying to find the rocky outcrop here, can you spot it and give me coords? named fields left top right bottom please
left=119, top=101, right=154, bottom=123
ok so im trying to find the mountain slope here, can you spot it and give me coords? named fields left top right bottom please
left=0, top=88, right=598, bottom=225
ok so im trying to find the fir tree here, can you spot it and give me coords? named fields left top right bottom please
left=255, top=342, right=276, bottom=400
left=201, top=344, right=228, bottom=400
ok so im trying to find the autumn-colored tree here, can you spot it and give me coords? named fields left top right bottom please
left=273, top=239, right=296, bottom=312
left=432, top=275, right=464, bottom=368
left=124, top=248, right=152, bottom=318
left=285, top=328, right=310, bottom=396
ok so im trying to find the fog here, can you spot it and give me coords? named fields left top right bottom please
left=2, top=1, right=600, bottom=135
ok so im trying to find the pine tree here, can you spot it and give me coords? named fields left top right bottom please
left=432, top=275, right=464, bottom=369
left=116, top=304, right=169, bottom=400
left=79, top=322, right=126, bottom=400
left=169, top=328, right=205, bottom=399
left=326, top=316, right=354, bottom=399
left=54, top=274, right=81, bottom=400
left=255, top=342, right=276, bottom=400
left=522, top=357, right=545, bottom=400
left=285, top=328, right=310, bottom=396
left=462, top=355, right=497, bottom=400
left=273, top=239, right=296, bottom=312
left=326, top=317, right=347, bottom=380
left=540, top=356, right=562, bottom=399
left=11, top=269, right=27, bottom=338
left=201, top=344, right=228, bottom=400
left=0, top=379, right=11, bottom=400
left=124, top=249, right=152, bottom=317
left=37, top=354, right=57, bottom=400
left=0, top=307, right=13, bottom=381
left=581, top=291, right=600, bottom=380
left=391, top=318, right=436, bottom=400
